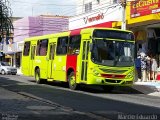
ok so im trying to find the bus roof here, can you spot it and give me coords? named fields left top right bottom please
left=24, top=31, right=69, bottom=42
left=70, top=27, right=133, bottom=35
left=24, top=27, right=133, bottom=42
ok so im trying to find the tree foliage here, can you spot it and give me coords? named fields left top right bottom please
left=0, top=0, right=14, bottom=36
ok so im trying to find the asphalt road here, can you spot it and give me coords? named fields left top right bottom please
left=0, top=75, right=160, bottom=120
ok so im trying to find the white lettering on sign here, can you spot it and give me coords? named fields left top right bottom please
left=84, top=13, right=104, bottom=24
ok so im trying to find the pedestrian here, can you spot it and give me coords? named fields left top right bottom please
left=146, top=55, right=151, bottom=81
left=151, top=56, right=158, bottom=81
left=135, top=55, right=141, bottom=81
left=140, top=53, right=147, bottom=82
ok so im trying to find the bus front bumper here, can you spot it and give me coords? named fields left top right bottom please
left=87, top=74, right=134, bottom=86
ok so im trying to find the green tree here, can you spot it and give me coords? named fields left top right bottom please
left=0, top=0, right=14, bottom=38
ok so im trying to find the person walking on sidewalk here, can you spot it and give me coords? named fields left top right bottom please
left=146, top=55, right=151, bottom=81
left=140, top=53, right=147, bottom=82
left=135, top=55, right=141, bottom=81
left=151, top=56, right=158, bottom=80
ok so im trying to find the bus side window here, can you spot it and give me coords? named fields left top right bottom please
left=36, top=41, right=40, bottom=56
left=56, top=36, right=68, bottom=55
left=36, top=39, right=48, bottom=56
left=68, top=35, right=81, bottom=55
left=23, top=41, right=30, bottom=56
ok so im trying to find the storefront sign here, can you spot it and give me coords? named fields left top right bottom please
left=69, top=5, right=122, bottom=30
left=130, top=0, right=160, bottom=18
left=84, top=13, right=104, bottom=24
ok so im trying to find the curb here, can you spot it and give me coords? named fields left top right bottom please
left=133, top=82, right=160, bottom=97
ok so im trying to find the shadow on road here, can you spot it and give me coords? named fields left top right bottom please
left=0, top=75, right=160, bottom=120
left=0, top=75, right=143, bottom=94
left=22, top=76, right=158, bottom=95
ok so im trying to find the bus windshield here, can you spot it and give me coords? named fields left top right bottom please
left=93, top=29, right=134, bottom=40
left=91, top=39, right=134, bottom=67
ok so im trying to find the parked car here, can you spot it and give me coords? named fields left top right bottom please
left=0, top=62, right=17, bottom=75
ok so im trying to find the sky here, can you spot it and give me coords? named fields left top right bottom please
left=10, top=0, right=77, bottom=17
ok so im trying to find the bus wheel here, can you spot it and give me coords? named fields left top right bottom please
left=102, top=85, right=114, bottom=92
left=35, top=68, right=42, bottom=84
left=68, top=72, right=78, bottom=90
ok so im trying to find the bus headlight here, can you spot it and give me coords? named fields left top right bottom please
left=93, top=70, right=100, bottom=76
left=126, top=71, right=133, bottom=78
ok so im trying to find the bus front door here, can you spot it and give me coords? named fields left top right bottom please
left=81, top=40, right=90, bottom=81
left=48, top=43, right=56, bottom=79
left=29, top=45, right=36, bottom=76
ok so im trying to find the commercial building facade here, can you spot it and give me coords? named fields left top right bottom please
left=2, top=15, right=69, bottom=67
left=125, top=0, right=160, bottom=67
left=70, top=0, right=160, bottom=67
left=70, top=0, right=121, bottom=30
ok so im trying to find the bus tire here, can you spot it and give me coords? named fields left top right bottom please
left=102, top=85, right=114, bottom=92
left=35, top=68, right=42, bottom=84
left=68, top=72, right=78, bottom=90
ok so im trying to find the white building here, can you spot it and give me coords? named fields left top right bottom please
left=69, top=0, right=122, bottom=30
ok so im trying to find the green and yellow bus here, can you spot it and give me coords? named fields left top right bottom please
left=22, top=27, right=135, bottom=91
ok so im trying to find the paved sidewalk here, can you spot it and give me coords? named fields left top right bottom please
left=133, top=81, right=160, bottom=97
left=135, top=81, right=160, bottom=90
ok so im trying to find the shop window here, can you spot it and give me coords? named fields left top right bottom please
left=56, top=36, right=68, bottom=55
left=23, top=41, right=30, bottom=56
left=68, top=35, right=81, bottom=55
left=36, top=39, right=48, bottom=56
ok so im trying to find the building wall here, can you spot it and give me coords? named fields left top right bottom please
left=5, top=15, right=69, bottom=54
left=112, top=0, right=160, bottom=28
left=76, top=0, right=119, bottom=15
left=13, top=17, right=30, bottom=43
left=2, top=15, right=69, bottom=67
left=73, top=0, right=160, bottom=68
left=69, top=0, right=122, bottom=30
left=28, top=16, right=69, bottom=36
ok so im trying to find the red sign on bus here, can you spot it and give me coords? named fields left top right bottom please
left=130, top=0, right=160, bottom=18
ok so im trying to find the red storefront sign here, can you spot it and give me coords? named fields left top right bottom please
left=130, top=0, right=160, bottom=18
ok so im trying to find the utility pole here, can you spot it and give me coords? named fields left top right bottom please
left=121, top=0, right=127, bottom=30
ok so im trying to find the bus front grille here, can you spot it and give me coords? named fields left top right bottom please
left=100, top=69, right=127, bottom=74
left=105, top=79, right=122, bottom=83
